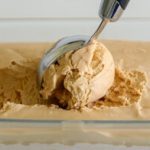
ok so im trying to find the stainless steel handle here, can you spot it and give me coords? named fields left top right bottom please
left=90, top=0, right=130, bottom=41
left=99, top=0, right=130, bottom=22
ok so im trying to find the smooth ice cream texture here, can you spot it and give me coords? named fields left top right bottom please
left=41, top=40, right=115, bottom=109
left=0, top=40, right=148, bottom=120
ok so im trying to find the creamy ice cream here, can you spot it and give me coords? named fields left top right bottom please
left=41, top=40, right=115, bottom=109
left=93, top=68, right=146, bottom=107
left=0, top=40, right=149, bottom=120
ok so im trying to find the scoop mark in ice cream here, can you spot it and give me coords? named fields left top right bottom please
left=92, top=68, right=147, bottom=108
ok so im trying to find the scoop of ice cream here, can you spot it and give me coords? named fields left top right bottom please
left=40, top=40, right=115, bottom=109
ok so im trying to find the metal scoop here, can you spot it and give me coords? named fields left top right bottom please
left=38, top=0, right=130, bottom=85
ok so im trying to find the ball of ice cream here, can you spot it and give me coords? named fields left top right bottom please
left=40, top=40, right=115, bottom=109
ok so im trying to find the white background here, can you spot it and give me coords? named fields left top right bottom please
left=0, top=0, right=150, bottom=42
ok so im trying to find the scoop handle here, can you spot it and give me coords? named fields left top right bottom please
left=118, top=0, right=130, bottom=10
left=99, top=0, right=130, bottom=22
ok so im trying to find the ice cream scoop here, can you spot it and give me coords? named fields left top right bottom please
left=40, top=40, right=115, bottom=109
left=38, top=0, right=130, bottom=85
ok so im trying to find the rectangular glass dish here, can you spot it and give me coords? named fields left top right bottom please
left=0, top=119, right=150, bottom=146
left=0, top=0, right=150, bottom=150
left=0, top=41, right=150, bottom=149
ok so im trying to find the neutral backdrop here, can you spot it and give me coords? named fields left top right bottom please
left=0, top=0, right=149, bottom=42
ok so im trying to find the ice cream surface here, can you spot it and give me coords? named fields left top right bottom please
left=41, top=40, right=115, bottom=109
left=0, top=40, right=149, bottom=120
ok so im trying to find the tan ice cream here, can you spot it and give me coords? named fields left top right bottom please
left=41, top=40, right=115, bottom=109
left=0, top=40, right=149, bottom=120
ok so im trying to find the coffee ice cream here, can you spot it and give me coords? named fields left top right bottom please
left=41, top=40, right=115, bottom=109
left=0, top=40, right=148, bottom=120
